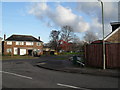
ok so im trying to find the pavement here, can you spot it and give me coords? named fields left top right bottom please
left=36, top=56, right=119, bottom=78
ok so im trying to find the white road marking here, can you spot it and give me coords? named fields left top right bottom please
left=57, top=83, right=91, bottom=90
left=0, top=71, right=32, bottom=80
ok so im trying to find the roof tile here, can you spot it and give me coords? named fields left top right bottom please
left=5, top=34, right=42, bottom=42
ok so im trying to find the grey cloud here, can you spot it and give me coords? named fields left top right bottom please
left=28, top=2, right=118, bottom=39
left=28, top=3, right=90, bottom=33
left=76, top=2, right=118, bottom=38
left=76, top=2, right=118, bottom=23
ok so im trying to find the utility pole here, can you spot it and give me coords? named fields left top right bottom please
left=98, top=0, right=106, bottom=69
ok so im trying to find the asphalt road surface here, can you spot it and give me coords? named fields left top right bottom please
left=2, top=57, right=119, bottom=89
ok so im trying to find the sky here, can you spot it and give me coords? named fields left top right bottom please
left=1, top=0, right=119, bottom=43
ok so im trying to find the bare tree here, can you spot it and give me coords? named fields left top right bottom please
left=72, top=35, right=81, bottom=43
left=49, top=26, right=83, bottom=52
left=49, top=30, right=60, bottom=51
left=60, top=25, right=74, bottom=43
left=70, top=35, right=85, bottom=52
left=84, top=31, right=99, bottom=43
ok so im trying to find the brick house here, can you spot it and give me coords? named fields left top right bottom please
left=104, top=22, right=120, bottom=43
left=58, top=40, right=73, bottom=52
left=2, top=34, right=43, bottom=56
left=0, top=37, right=2, bottom=54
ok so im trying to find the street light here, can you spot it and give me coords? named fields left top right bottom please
left=98, top=0, right=106, bottom=69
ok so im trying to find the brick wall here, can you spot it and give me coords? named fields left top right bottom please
left=106, top=29, right=120, bottom=43
left=3, top=41, right=43, bottom=55
left=0, top=39, right=2, bottom=54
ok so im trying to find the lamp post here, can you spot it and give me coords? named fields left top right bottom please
left=98, top=0, right=106, bottom=69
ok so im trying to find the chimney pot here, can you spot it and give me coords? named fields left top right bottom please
left=110, top=22, right=120, bottom=32
left=38, top=36, right=40, bottom=40
left=4, top=34, right=6, bottom=40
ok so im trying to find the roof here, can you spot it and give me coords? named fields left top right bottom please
left=104, top=27, right=120, bottom=41
left=91, top=40, right=110, bottom=44
left=110, top=22, right=120, bottom=25
left=5, top=34, right=42, bottom=42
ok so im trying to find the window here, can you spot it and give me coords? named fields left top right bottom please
left=6, top=48, right=12, bottom=53
left=16, top=41, right=24, bottom=45
left=7, top=41, right=12, bottom=45
left=60, top=42, right=63, bottom=44
left=33, top=49, right=37, bottom=51
left=26, top=42, right=33, bottom=45
left=38, top=49, right=42, bottom=52
left=37, top=42, right=42, bottom=46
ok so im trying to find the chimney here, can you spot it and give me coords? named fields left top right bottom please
left=4, top=34, right=6, bottom=40
left=110, top=22, right=120, bottom=32
left=38, top=36, right=40, bottom=40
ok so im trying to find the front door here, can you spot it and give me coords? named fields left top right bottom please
left=14, top=48, right=18, bottom=55
left=28, top=49, right=33, bottom=56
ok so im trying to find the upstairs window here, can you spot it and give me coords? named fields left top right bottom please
left=37, top=42, right=42, bottom=46
left=7, top=41, right=12, bottom=45
left=26, top=42, right=33, bottom=45
left=16, top=41, right=24, bottom=45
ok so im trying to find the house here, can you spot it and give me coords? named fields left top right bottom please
left=91, top=40, right=110, bottom=44
left=85, top=22, right=120, bottom=68
left=43, top=43, right=57, bottom=55
left=91, top=22, right=120, bottom=44
left=43, top=47, right=56, bottom=55
left=2, top=34, right=43, bottom=56
left=0, top=37, right=2, bottom=54
left=104, top=22, right=120, bottom=43
left=59, top=40, right=72, bottom=52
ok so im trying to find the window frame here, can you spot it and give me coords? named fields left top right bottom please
left=7, top=41, right=12, bottom=45
left=26, top=42, right=33, bottom=45
left=37, top=42, right=42, bottom=46
left=6, top=48, right=12, bottom=53
left=16, top=41, right=24, bottom=45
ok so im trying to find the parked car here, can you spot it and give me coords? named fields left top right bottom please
left=33, top=50, right=42, bottom=57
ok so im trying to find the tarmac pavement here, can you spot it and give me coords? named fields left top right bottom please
left=36, top=56, right=119, bottom=78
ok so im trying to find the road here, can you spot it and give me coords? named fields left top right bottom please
left=2, top=57, right=119, bottom=89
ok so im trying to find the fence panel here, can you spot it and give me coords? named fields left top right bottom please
left=85, top=43, right=120, bottom=68
left=85, top=44, right=103, bottom=68
left=106, top=44, right=120, bottom=68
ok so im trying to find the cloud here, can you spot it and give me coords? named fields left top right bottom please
left=28, top=2, right=118, bottom=39
left=28, top=2, right=90, bottom=32
left=50, top=5, right=77, bottom=26
left=28, top=3, right=48, bottom=15
left=76, top=2, right=118, bottom=23
left=90, top=18, right=102, bottom=33
left=76, top=2, right=118, bottom=38
left=76, top=2, right=100, bottom=17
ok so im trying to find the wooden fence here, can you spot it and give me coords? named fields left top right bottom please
left=85, top=43, right=120, bottom=68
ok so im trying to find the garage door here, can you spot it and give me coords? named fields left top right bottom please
left=20, top=49, right=26, bottom=55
